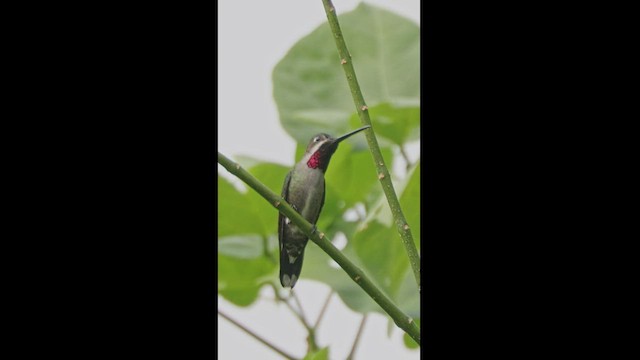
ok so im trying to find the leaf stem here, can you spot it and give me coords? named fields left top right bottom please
left=320, top=0, right=421, bottom=291
left=218, top=310, right=300, bottom=360
left=218, top=151, right=420, bottom=344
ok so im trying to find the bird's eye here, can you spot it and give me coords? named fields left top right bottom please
left=313, top=137, right=320, bottom=142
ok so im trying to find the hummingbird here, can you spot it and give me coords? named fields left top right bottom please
left=278, top=125, right=371, bottom=288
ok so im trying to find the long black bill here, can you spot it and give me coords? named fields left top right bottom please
left=333, top=125, right=371, bottom=144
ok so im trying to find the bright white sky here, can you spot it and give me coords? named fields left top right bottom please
left=218, top=1, right=420, bottom=359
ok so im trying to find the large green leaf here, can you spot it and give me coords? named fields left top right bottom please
left=219, top=160, right=291, bottom=239
left=352, top=221, right=406, bottom=301
left=218, top=176, right=263, bottom=237
left=244, top=162, right=291, bottom=237
left=348, top=161, right=421, bottom=316
left=302, top=223, right=386, bottom=314
left=218, top=253, right=276, bottom=307
left=218, top=171, right=280, bottom=307
left=218, top=234, right=264, bottom=259
left=348, top=103, right=420, bottom=146
left=304, top=214, right=406, bottom=316
left=395, top=267, right=421, bottom=319
left=324, top=143, right=392, bottom=210
left=273, top=3, right=420, bottom=145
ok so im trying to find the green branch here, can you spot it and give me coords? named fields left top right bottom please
left=218, top=152, right=420, bottom=345
left=320, top=0, right=421, bottom=291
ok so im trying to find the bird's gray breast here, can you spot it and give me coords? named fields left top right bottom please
left=288, top=165, right=325, bottom=223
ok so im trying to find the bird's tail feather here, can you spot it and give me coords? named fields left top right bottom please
left=279, top=247, right=305, bottom=288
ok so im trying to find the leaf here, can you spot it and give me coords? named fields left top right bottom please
left=348, top=103, right=420, bottom=146
left=324, top=143, right=393, bottom=210
left=302, top=234, right=385, bottom=315
left=303, top=347, right=329, bottom=360
left=243, top=162, right=291, bottom=237
left=218, top=253, right=276, bottom=307
left=347, top=161, right=421, bottom=316
left=352, top=221, right=405, bottom=299
left=231, top=155, right=271, bottom=170
left=218, top=176, right=263, bottom=237
left=294, top=143, right=306, bottom=164
left=273, top=3, right=420, bottom=145
left=218, top=235, right=264, bottom=259
left=218, top=163, right=282, bottom=307
left=395, top=267, right=421, bottom=318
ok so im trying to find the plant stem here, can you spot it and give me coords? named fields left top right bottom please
left=320, top=0, right=421, bottom=291
left=218, top=310, right=299, bottom=360
left=346, top=314, right=368, bottom=360
left=218, top=152, right=420, bottom=344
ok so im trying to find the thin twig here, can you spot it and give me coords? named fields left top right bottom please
left=320, top=0, right=421, bottom=291
left=314, top=290, right=333, bottom=328
left=285, top=295, right=313, bottom=331
left=218, top=152, right=420, bottom=344
left=292, top=290, right=318, bottom=351
left=218, top=310, right=299, bottom=360
left=291, top=290, right=310, bottom=326
left=271, top=285, right=312, bottom=331
left=346, top=314, right=368, bottom=360
left=399, top=145, right=413, bottom=171
left=271, top=284, right=319, bottom=351
left=269, top=282, right=282, bottom=303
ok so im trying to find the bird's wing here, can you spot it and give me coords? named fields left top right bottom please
left=278, top=171, right=292, bottom=250
left=310, top=178, right=325, bottom=225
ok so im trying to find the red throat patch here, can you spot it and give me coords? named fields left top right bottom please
left=307, top=152, right=321, bottom=169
